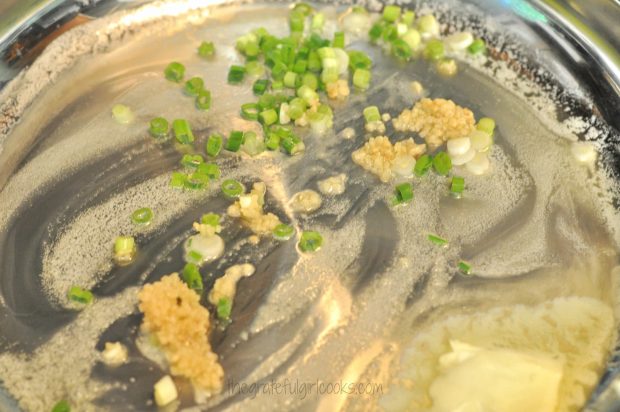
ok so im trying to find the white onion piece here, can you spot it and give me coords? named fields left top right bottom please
left=112, top=104, right=134, bottom=124
left=341, top=12, right=371, bottom=34
left=334, top=48, right=350, bottom=75
left=279, top=102, right=291, bottom=124
left=571, top=141, right=597, bottom=163
left=392, top=154, right=416, bottom=178
left=470, top=130, right=493, bottom=152
left=184, top=234, right=224, bottom=265
left=466, top=152, right=490, bottom=175
left=451, top=147, right=476, bottom=166
left=447, top=137, right=471, bottom=156
left=444, top=32, right=474, bottom=51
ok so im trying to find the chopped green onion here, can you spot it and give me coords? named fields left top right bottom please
left=382, top=5, right=401, bottom=22
left=280, top=133, right=305, bottom=155
left=259, top=109, right=279, bottom=126
left=68, top=286, right=93, bottom=305
left=201, top=213, right=220, bottom=227
left=206, top=133, right=223, bottom=157
left=273, top=223, right=295, bottom=241
left=392, top=38, right=413, bottom=60
left=182, top=263, right=203, bottom=293
left=298, top=231, right=323, bottom=252
left=283, top=71, right=297, bottom=89
left=293, top=2, right=314, bottom=16
left=428, top=234, right=448, bottom=246
left=242, top=131, right=265, bottom=156
left=172, top=119, right=194, bottom=144
left=226, top=131, right=245, bottom=152
left=369, top=23, right=385, bottom=42
left=131, top=207, right=154, bottom=225
left=217, top=297, right=232, bottom=320
left=353, top=68, right=371, bottom=90
left=297, top=85, right=319, bottom=105
left=414, top=154, right=433, bottom=176
left=227, top=65, right=246, bottom=84
left=258, top=93, right=276, bottom=110
left=253, top=79, right=269, bottom=95
left=333, top=31, right=345, bottom=48
left=265, top=132, right=280, bottom=150
left=149, top=117, right=169, bottom=138
left=114, top=235, right=136, bottom=264
left=195, top=90, right=211, bottom=111
left=301, top=73, right=318, bottom=90
left=181, top=154, right=204, bottom=169
left=402, top=10, right=416, bottom=26
left=187, top=250, right=204, bottom=263
left=221, top=179, right=244, bottom=198
left=477, top=117, right=495, bottom=135
left=432, top=151, right=452, bottom=176
left=393, top=182, right=414, bottom=204
left=451, top=176, right=465, bottom=196
left=241, top=103, right=260, bottom=120
left=170, top=172, right=187, bottom=188
left=245, top=60, right=265, bottom=77
left=184, top=77, right=204, bottom=96
left=197, top=163, right=221, bottom=180
left=348, top=50, right=372, bottom=70
left=112, top=104, right=133, bottom=124
left=468, top=38, right=486, bottom=55
left=164, top=62, right=185, bottom=82
left=311, top=12, right=325, bottom=31
left=424, top=39, right=445, bottom=61
left=363, top=106, right=381, bottom=123
left=401, top=29, right=421, bottom=50
left=184, top=172, right=210, bottom=190
left=198, top=41, right=215, bottom=58
left=288, top=98, right=307, bottom=120
left=307, top=50, right=322, bottom=71
left=290, top=10, right=305, bottom=32
left=417, top=14, right=439, bottom=35
left=293, top=59, right=308, bottom=74
left=52, top=400, right=71, bottom=412
left=458, top=261, right=472, bottom=275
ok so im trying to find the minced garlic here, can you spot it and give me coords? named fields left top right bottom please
left=138, top=274, right=223, bottom=394
left=352, top=136, right=426, bottom=182
left=326, top=79, right=351, bottom=100
left=227, top=182, right=281, bottom=235
left=393, top=98, right=475, bottom=148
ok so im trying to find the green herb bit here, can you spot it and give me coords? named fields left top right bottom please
left=348, top=50, right=372, bottom=71
left=131, top=207, right=154, bottom=225
left=433, top=151, right=452, bottom=176
left=280, top=133, right=305, bottom=155
left=414, top=154, right=433, bottom=176
left=112, top=104, right=133, bottom=124
left=353, top=68, right=371, bottom=90
left=259, top=108, right=278, bottom=126
left=451, top=176, right=465, bottom=197
left=383, top=5, right=401, bottom=22
left=241, top=103, right=260, bottom=120
left=458, top=261, right=472, bottom=275
left=196, top=90, right=211, bottom=111
left=253, top=79, right=269, bottom=95
left=184, top=77, right=204, bottom=96
left=172, top=119, right=194, bottom=145
left=242, top=131, right=265, bottom=156
left=363, top=106, right=381, bottom=123
left=273, top=223, right=295, bottom=241
left=52, top=399, right=71, bottom=412
left=198, top=41, right=215, bottom=58
left=217, top=297, right=232, bottom=320
left=149, top=117, right=169, bottom=138
left=245, top=60, right=265, bottom=77
left=181, top=154, right=204, bottom=169
left=393, top=182, right=414, bottom=205
left=201, top=213, right=220, bottom=228
left=221, top=179, right=244, bottom=198
left=369, top=22, right=385, bottom=42
left=265, top=132, right=280, bottom=150
left=197, top=163, right=221, bottom=180
left=402, top=10, right=416, bottom=26
left=206, top=134, right=223, bottom=157
left=424, top=39, right=445, bottom=61
left=182, top=263, right=203, bottom=293
left=333, top=31, right=345, bottom=48
left=187, top=250, right=204, bottom=263
left=468, top=38, right=486, bottom=55
left=428, top=234, right=448, bottom=247
left=114, top=236, right=136, bottom=263
left=298, top=231, right=323, bottom=252
left=392, top=38, right=413, bottom=60
left=164, top=62, right=185, bottom=82
left=477, top=117, right=495, bottom=135
left=170, top=172, right=187, bottom=189
left=68, top=286, right=93, bottom=305
left=227, top=65, right=246, bottom=84
left=184, top=172, right=210, bottom=190
left=226, top=131, right=245, bottom=152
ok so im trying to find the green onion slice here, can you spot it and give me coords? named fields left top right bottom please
left=149, top=117, right=169, bottom=138
left=217, top=297, right=232, bottom=320
left=393, top=182, right=414, bottom=205
left=164, top=61, right=185, bottom=82
left=181, top=154, right=204, bottom=169
left=172, top=119, right=195, bottom=145
left=201, top=213, right=220, bottom=227
left=52, top=400, right=71, bottom=412
left=432, top=151, right=452, bottom=176
left=184, top=77, right=204, bottom=96
left=451, top=176, right=465, bottom=197
left=182, top=263, right=204, bottom=293
left=458, top=261, right=472, bottom=275
left=414, top=154, right=433, bottom=176
left=206, top=134, right=223, bottom=157
left=198, top=41, right=215, bottom=58
left=68, top=286, right=93, bottom=305
left=273, top=223, right=295, bottom=241
left=131, top=207, right=154, bottom=225
left=197, top=163, right=221, bottom=180
left=226, top=131, right=245, bottom=152
left=428, top=234, right=448, bottom=247
left=196, top=90, right=211, bottom=111
left=221, top=179, right=244, bottom=198
left=298, top=231, right=323, bottom=252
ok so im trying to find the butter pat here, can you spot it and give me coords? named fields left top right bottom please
left=430, top=340, right=563, bottom=412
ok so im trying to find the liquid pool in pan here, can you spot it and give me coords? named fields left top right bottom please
left=0, top=1, right=619, bottom=411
